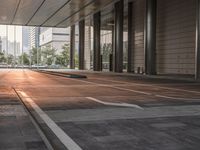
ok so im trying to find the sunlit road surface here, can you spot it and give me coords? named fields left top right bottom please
left=1, top=69, right=200, bottom=150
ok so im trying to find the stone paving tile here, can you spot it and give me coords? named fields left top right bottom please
left=39, top=123, right=67, bottom=150
left=32, top=97, right=105, bottom=111
left=0, top=87, right=47, bottom=150
left=57, top=122, right=106, bottom=150
left=55, top=115, right=200, bottom=150
left=25, top=141, right=47, bottom=150
left=16, top=116, right=43, bottom=138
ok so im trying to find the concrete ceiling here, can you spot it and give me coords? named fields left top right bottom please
left=0, top=0, right=115, bottom=27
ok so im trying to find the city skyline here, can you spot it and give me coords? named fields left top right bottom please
left=0, top=25, right=22, bottom=43
left=0, top=25, right=70, bottom=53
left=0, top=25, right=22, bottom=56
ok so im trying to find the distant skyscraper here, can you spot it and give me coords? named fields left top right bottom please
left=7, top=41, right=20, bottom=56
left=0, top=25, right=22, bottom=56
left=28, top=27, right=40, bottom=49
left=1, top=37, right=7, bottom=53
left=22, top=26, right=30, bottom=53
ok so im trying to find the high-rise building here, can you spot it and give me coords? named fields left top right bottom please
left=39, top=27, right=70, bottom=54
left=28, top=27, right=40, bottom=50
left=7, top=41, right=20, bottom=56
left=22, top=26, right=30, bottom=54
left=1, top=37, right=7, bottom=54
left=0, top=36, right=20, bottom=56
left=0, top=25, right=22, bottom=57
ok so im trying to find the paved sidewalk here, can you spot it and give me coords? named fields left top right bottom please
left=0, top=87, right=47, bottom=150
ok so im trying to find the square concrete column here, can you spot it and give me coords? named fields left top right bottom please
left=114, top=0, right=124, bottom=73
left=144, top=0, right=157, bottom=75
left=127, top=2, right=133, bottom=73
left=196, top=0, right=200, bottom=80
left=79, top=20, right=85, bottom=70
left=93, top=12, right=101, bottom=71
left=70, top=25, right=75, bottom=69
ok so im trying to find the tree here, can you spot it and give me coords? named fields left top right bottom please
left=55, top=55, right=65, bottom=66
left=75, top=50, right=79, bottom=68
left=102, top=43, right=112, bottom=62
left=61, top=44, right=70, bottom=66
left=0, top=52, right=6, bottom=63
left=7, top=54, right=14, bottom=65
left=41, top=45, right=55, bottom=66
left=55, top=44, right=70, bottom=67
left=18, top=53, right=30, bottom=65
left=30, top=47, right=41, bottom=65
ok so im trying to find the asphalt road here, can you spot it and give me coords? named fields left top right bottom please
left=1, top=69, right=200, bottom=150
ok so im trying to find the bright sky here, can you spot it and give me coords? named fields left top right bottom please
left=0, top=25, right=22, bottom=43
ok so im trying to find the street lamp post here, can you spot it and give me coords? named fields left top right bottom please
left=22, top=28, right=24, bottom=69
left=6, top=25, right=8, bottom=68
left=14, top=26, right=16, bottom=68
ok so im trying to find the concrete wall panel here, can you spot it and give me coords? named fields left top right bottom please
left=131, top=0, right=145, bottom=73
left=156, top=0, right=196, bottom=75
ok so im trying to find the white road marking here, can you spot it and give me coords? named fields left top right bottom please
left=111, top=86, right=152, bottom=95
left=37, top=70, right=200, bottom=101
left=70, top=78, right=200, bottom=101
left=155, top=95, right=200, bottom=101
left=18, top=91, right=82, bottom=150
left=112, top=86, right=200, bottom=101
left=86, top=97, right=143, bottom=110
left=39, top=70, right=200, bottom=94
left=62, top=76, right=153, bottom=96
left=91, top=78, right=200, bottom=94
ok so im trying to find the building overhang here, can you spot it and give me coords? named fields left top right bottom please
left=0, top=0, right=115, bottom=28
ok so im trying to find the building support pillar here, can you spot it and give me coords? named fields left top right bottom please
left=114, top=0, right=124, bottom=73
left=70, top=25, right=75, bottom=69
left=196, top=0, right=200, bottom=80
left=79, top=20, right=85, bottom=70
left=110, top=26, right=115, bottom=72
left=144, top=0, right=157, bottom=75
left=127, top=2, right=133, bottom=73
left=93, top=12, right=101, bottom=71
